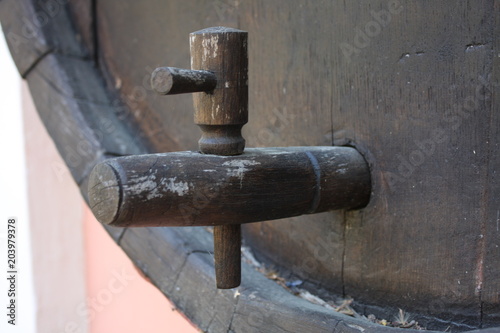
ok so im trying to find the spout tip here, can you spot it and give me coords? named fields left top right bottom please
left=88, top=162, right=122, bottom=225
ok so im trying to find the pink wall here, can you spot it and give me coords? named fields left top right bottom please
left=83, top=206, right=199, bottom=333
left=23, top=82, right=88, bottom=332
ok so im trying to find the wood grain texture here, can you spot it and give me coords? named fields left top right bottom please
left=329, top=2, right=497, bottom=330
left=96, top=0, right=201, bottom=152
left=1, top=0, right=147, bottom=243
left=191, top=27, right=248, bottom=155
left=0, top=0, right=88, bottom=76
left=0, top=0, right=394, bottom=330
left=94, top=0, right=500, bottom=329
left=190, top=27, right=248, bottom=289
left=26, top=53, right=145, bottom=184
left=482, top=1, right=500, bottom=326
left=67, top=0, right=95, bottom=57
left=87, top=147, right=370, bottom=227
left=151, top=67, right=217, bottom=95
left=119, top=226, right=428, bottom=333
left=190, top=27, right=248, bottom=125
left=25, top=53, right=145, bottom=242
left=214, top=224, right=241, bottom=288
left=5, top=0, right=500, bottom=330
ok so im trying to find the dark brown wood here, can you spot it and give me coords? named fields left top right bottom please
left=26, top=53, right=145, bottom=183
left=68, top=0, right=95, bottom=58
left=190, top=27, right=248, bottom=155
left=87, top=147, right=370, bottom=227
left=190, top=27, right=248, bottom=289
left=228, top=1, right=500, bottom=330
left=324, top=2, right=498, bottom=330
left=481, top=7, right=500, bottom=326
left=0, top=0, right=88, bottom=76
left=24, top=52, right=146, bottom=244
left=6, top=0, right=500, bottom=330
left=149, top=27, right=250, bottom=288
left=119, top=227, right=412, bottom=333
left=213, top=223, right=240, bottom=289
left=214, top=224, right=241, bottom=288
left=0, top=0, right=147, bottom=243
left=151, top=67, right=217, bottom=95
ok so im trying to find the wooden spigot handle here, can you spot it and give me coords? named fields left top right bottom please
left=87, top=27, right=372, bottom=290
left=87, top=147, right=371, bottom=287
left=190, top=27, right=248, bottom=156
left=88, top=147, right=371, bottom=227
left=151, top=67, right=217, bottom=95
left=150, top=26, right=248, bottom=289
left=188, top=27, right=248, bottom=288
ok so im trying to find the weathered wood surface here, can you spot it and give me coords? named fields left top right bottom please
left=151, top=67, right=217, bottom=95
left=482, top=6, right=500, bottom=325
left=87, top=147, right=370, bottom=227
left=0, top=1, right=424, bottom=330
left=0, top=0, right=88, bottom=76
left=3, top=0, right=500, bottom=331
left=119, top=227, right=433, bottom=333
left=68, top=0, right=95, bottom=58
left=191, top=27, right=248, bottom=155
left=214, top=224, right=241, bottom=289
left=0, top=0, right=146, bottom=242
left=329, top=2, right=499, bottom=330
left=95, top=0, right=500, bottom=330
left=190, top=27, right=248, bottom=289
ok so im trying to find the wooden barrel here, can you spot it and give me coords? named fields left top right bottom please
left=1, top=0, right=498, bottom=331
